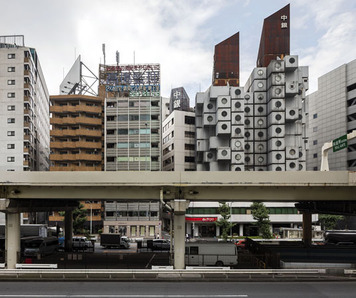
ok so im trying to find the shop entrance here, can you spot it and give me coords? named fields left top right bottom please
left=200, top=224, right=216, bottom=237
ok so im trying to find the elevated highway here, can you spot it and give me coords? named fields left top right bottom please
left=1, top=171, right=356, bottom=269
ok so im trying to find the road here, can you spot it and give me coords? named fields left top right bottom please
left=0, top=281, right=356, bottom=297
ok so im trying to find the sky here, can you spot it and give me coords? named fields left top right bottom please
left=2, top=0, right=356, bottom=106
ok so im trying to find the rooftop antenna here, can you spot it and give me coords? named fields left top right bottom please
left=102, top=43, right=106, bottom=65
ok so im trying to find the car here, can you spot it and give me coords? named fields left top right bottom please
left=72, top=236, right=94, bottom=250
left=152, top=239, right=171, bottom=250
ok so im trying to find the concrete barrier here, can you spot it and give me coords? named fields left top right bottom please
left=0, top=268, right=332, bottom=281
left=15, top=264, right=57, bottom=269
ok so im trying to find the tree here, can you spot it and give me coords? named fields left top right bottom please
left=215, top=202, right=235, bottom=241
left=250, top=202, right=272, bottom=239
left=72, top=203, right=88, bottom=235
left=319, top=214, right=345, bottom=230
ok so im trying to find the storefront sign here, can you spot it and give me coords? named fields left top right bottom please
left=185, top=217, right=217, bottom=222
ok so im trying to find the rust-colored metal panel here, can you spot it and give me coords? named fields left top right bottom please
left=257, top=4, right=290, bottom=67
left=213, top=32, right=239, bottom=86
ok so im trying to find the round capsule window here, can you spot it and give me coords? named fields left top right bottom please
left=257, top=94, right=264, bottom=101
left=257, top=69, right=264, bottom=76
left=235, top=101, right=241, bottom=109
left=276, top=166, right=282, bottom=171
left=235, top=114, right=241, bottom=121
left=276, top=140, right=282, bottom=147
left=257, top=119, right=264, bottom=126
left=276, top=127, right=282, bottom=134
left=245, top=107, right=250, bottom=113
left=275, top=62, right=282, bottom=69
left=221, top=98, right=228, bottom=104
left=289, top=109, right=296, bottom=116
left=221, top=124, right=228, bottom=130
left=257, top=144, right=264, bottom=151
left=235, top=89, right=241, bottom=96
left=289, top=149, right=296, bottom=156
left=221, top=111, right=228, bottom=117
left=235, top=128, right=241, bottom=134
left=244, top=94, right=250, bottom=100
left=275, top=114, right=282, bottom=121
left=221, top=150, right=228, bottom=156
left=245, top=144, right=250, bottom=150
left=207, top=103, right=213, bottom=109
left=258, top=156, right=264, bottom=163
left=275, top=88, right=282, bottom=95
left=289, top=57, right=296, bottom=64
left=245, top=132, right=251, bottom=138
left=258, top=131, right=264, bottom=138
left=235, top=154, right=241, bottom=161
left=257, top=106, right=264, bottom=113
left=276, top=153, right=282, bottom=160
left=245, top=119, right=250, bottom=125
left=275, top=74, right=282, bottom=82
left=290, top=162, right=296, bottom=169
left=235, top=167, right=242, bottom=171
left=207, top=115, right=213, bottom=122
left=257, top=82, right=264, bottom=88
left=299, top=164, right=303, bottom=170
left=235, top=140, right=241, bottom=148
left=207, top=153, right=213, bottom=159
left=275, top=101, right=282, bottom=108
left=245, top=156, right=250, bottom=162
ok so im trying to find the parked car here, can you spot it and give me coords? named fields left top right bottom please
left=234, top=239, right=246, bottom=250
left=152, top=239, right=170, bottom=250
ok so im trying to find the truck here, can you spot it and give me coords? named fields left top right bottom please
left=185, top=242, right=238, bottom=267
left=100, top=234, right=130, bottom=249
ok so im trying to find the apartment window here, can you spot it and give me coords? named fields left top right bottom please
left=313, top=113, right=318, bottom=119
left=313, top=126, right=318, bottom=132
left=8, top=53, right=15, bottom=59
left=185, top=116, right=195, bottom=125
left=7, top=157, right=15, bottom=162
left=185, top=131, right=195, bottom=138
left=7, top=131, right=15, bottom=136
left=185, top=143, right=195, bottom=150
left=7, top=92, right=15, bottom=98
left=7, top=169, right=15, bottom=171
left=313, top=140, right=318, bottom=145
left=185, top=156, right=195, bottom=163
left=7, top=105, right=15, bottom=111
left=7, top=67, right=15, bottom=72
left=313, top=153, right=318, bottom=158
left=313, top=167, right=318, bottom=171
left=7, top=80, right=15, bottom=85
left=7, top=144, right=15, bottom=149
left=7, top=118, right=15, bottom=124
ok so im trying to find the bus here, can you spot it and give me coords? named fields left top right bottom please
left=185, top=242, right=238, bottom=267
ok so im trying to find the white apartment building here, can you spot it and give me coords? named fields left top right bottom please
left=307, top=59, right=356, bottom=171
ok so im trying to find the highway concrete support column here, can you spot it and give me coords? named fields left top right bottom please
left=172, top=199, right=190, bottom=269
left=5, top=212, right=20, bottom=269
left=64, top=210, right=73, bottom=251
left=302, top=212, right=312, bottom=247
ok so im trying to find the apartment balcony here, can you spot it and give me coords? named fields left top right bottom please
left=50, top=104, right=102, bottom=114
left=50, top=141, right=102, bottom=150
left=50, top=129, right=102, bottom=138
left=50, top=153, right=102, bottom=162
left=50, top=116, right=102, bottom=126
left=50, top=165, right=102, bottom=171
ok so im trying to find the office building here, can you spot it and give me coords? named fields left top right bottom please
left=307, top=59, right=356, bottom=171
left=100, top=62, right=162, bottom=238
left=162, top=87, right=195, bottom=171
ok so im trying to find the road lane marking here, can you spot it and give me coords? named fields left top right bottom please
left=0, top=295, right=248, bottom=298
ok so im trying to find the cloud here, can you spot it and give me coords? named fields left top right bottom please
left=295, top=0, right=356, bottom=93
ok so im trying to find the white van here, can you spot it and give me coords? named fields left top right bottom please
left=185, top=242, right=238, bottom=267
left=24, top=237, right=59, bottom=257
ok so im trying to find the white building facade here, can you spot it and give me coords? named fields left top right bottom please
left=307, top=59, right=356, bottom=171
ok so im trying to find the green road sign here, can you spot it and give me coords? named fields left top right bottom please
left=333, top=134, right=348, bottom=152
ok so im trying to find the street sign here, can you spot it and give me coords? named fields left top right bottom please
left=332, top=134, right=348, bottom=152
